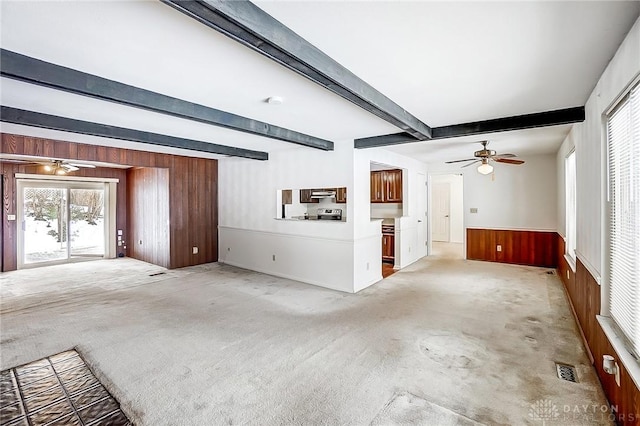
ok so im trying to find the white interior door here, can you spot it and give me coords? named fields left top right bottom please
left=417, top=172, right=427, bottom=256
left=432, top=182, right=450, bottom=242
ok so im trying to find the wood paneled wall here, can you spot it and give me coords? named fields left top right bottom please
left=466, top=228, right=557, bottom=267
left=1, top=133, right=218, bottom=271
left=168, top=155, right=218, bottom=269
left=127, top=168, right=170, bottom=268
left=557, top=236, right=640, bottom=425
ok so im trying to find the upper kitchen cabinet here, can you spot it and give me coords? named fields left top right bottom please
left=385, top=169, right=402, bottom=202
left=371, top=169, right=402, bottom=203
left=370, top=171, right=385, bottom=203
left=300, top=189, right=319, bottom=203
left=300, top=187, right=346, bottom=203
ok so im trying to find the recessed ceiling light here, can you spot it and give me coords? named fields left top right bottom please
left=266, top=96, right=284, bottom=105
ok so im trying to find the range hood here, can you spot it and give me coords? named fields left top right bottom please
left=310, top=190, right=336, bottom=199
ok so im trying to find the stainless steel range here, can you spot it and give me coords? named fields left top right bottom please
left=317, top=208, right=342, bottom=220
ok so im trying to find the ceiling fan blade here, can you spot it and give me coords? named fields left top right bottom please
left=445, top=158, right=477, bottom=164
left=494, top=153, right=516, bottom=158
left=67, top=162, right=96, bottom=168
left=494, top=158, right=525, bottom=165
left=62, top=164, right=80, bottom=172
left=461, top=160, right=481, bottom=168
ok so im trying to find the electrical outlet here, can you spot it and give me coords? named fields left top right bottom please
left=138, top=240, right=142, bottom=245
left=192, top=247, right=198, bottom=254
left=470, top=208, right=478, bottom=213
left=7, top=214, right=16, bottom=221
left=272, top=254, right=276, bottom=261
left=497, top=245, right=502, bottom=252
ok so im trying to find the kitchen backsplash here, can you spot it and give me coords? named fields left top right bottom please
left=371, top=203, right=403, bottom=218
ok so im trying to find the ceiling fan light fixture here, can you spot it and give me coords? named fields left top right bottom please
left=477, top=161, right=493, bottom=175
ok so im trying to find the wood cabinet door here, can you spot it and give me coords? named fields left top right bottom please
left=370, top=171, right=385, bottom=202
left=300, top=189, right=319, bottom=203
left=336, top=187, right=347, bottom=203
left=385, top=169, right=403, bottom=202
left=382, top=234, right=395, bottom=261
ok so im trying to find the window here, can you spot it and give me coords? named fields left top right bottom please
left=606, top=81, right=640, bottom=356
left=565, top=150, right=576, bottom=264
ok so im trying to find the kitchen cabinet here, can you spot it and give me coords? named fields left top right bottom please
left=299, top=189, right=319, bottom=203
left=385, top=169, right=403, bottom=202
left=282, top=189, right=292, bottom=205
left=370, top=171, right=385, bottom=202
left=336, top=187, right=347, bottom=203
left=371, top=169, right=402, bottom=203
left=382, top=224, right=395, bottom=263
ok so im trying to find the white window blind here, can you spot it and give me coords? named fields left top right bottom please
left=565, top=150, right=576, bottom=262
left=607, top=81, right=640, bottom=356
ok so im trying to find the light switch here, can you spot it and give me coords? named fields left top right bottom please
left=7, top=214, right=16, bottom=221
left=470, top=208, right=478, bottom=214
left=118, top=230, right=123, bottom=236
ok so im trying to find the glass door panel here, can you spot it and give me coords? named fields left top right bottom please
left=23, top=187, right=68, bottom=264
left=69, top=188, right=105, bottom=257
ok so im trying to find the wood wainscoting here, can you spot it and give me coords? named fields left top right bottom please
left=466, top=228, right=557, bottom=267
left=557, top=236, right=640, bottom=425
left=1, top=133, right=218, bottom=271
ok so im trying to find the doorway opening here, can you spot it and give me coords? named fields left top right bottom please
left=429, top=173, right=464, bottom=259
left=17, top=179, right=111, bottom=268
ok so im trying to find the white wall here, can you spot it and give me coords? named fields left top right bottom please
left=428, top=154, right=558, bottom=232
left=218, top=142, right=357, bottom=292
left=556, top=16, right=640, bottom=280
left=353, top=148, right=428, bottom=286
left=219, top=141, right=429, bottom=293
left=430, top=174, right=464, bottom=243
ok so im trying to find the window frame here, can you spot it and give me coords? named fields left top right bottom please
left=564, top=149, right=577, bottom=271
left=601, top=77, right=640, bottom=362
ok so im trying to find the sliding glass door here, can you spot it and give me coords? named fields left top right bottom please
left=22, top=187, right=69, bottom=264
left=19, top=181, right=106, bottom=268
left=69, top=188, right=105, bottom=257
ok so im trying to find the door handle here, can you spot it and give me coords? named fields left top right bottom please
left=445, top=215, right=449, bottom=218
left=418, top=220, right=422, bottom=223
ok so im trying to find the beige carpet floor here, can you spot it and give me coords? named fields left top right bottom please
left=0, top=251, right=611, bottom=425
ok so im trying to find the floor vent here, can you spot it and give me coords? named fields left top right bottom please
left=546, top=270, right=556, bottom=275
left=1, top=349, right=132, bottom=425
left=556, top=363, right=578, bottom=382
left=149, top=272, right=166, bottom=277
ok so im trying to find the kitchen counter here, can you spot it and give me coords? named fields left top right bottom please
left=275, top=216, right=347, bottom=222
left=371, top=217, right=396, bottom=225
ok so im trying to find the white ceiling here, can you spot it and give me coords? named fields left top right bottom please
left=1, top=1, right=639, bottom=163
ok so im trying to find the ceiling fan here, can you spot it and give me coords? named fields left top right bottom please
left=39, top=159, right=96, bottom=174
left=445, top=141, right=525, bottom=175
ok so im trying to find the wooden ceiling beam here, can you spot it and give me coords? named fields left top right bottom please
left=1, top=49, right=332, bottom=151
left=354, top=107, right=585, bottom=149
left=161, top=0, right=432, bottom=140
left=0, top=106, right=269, bottom=160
